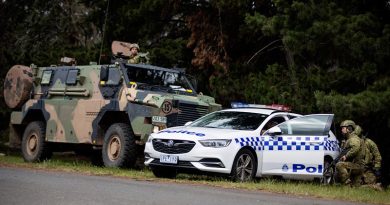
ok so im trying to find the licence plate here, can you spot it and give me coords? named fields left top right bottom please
left=159, top=155, right=178, bottom=164
left=152, top=116, right=167, bottom=123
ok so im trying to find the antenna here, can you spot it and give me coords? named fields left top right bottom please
left=98, top=0, right=110, bottom=65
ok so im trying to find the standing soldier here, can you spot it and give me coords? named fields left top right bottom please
left=335, top=120, right=367, bottom=186
left=128, top=43, right=140, bottom=64
left=352, top=125, right=382, bottom=185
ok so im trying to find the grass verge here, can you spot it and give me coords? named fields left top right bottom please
left=0, top=153, right=389, bottom=204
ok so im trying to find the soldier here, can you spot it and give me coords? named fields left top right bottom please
left=335, top=120, right=367, bottom=186
left=128, top=43, right=140, bottom=64
left=352, top=125, right=382, bottom=185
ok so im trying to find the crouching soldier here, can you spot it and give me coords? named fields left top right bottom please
left=335, top=120, right=368, bottom=186
left=352, top=125, right=382, bottom=186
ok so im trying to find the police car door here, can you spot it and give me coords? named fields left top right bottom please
left=261, top=114, right=333, bottom=178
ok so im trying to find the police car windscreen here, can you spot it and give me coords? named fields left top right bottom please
left=190, top=111, right=268, bottom=130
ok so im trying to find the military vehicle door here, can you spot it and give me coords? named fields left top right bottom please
left=99, top=65, right=122, bottom=98
left=42, top=67, right=94, bottom=143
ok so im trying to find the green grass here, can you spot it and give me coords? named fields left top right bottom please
left=0, top=153, right=389, bottom=204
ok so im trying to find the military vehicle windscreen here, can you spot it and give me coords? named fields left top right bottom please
left=125, top=64, right=196, bottom=95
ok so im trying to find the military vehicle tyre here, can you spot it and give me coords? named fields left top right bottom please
left=102, top=123, right=136, bottom=168
left=21, top=121, right=52, bottom=162
left=151, top=166, right=177, bottom=178
left=231, top=148, right=257, bottom=182
left=4, top=65, right=33, bottom=109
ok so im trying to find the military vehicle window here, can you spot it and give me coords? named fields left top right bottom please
left=66, top=69, right=79, bottom=85
left=100, top=66, right=109, bottom=81
left=106, top=68, right=121, bottom=85
left=126, top=66, right=194, bottom=93
left=41, top=70, right=53, bottom=85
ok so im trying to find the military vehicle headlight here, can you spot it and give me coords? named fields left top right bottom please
left=199, top=139, right=231, bottom=148
left=153, top=126, right=160, bottom=133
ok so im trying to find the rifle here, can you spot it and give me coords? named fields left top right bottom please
left=322, top=147, right=351, bottom=184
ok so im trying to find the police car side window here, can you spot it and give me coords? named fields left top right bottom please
left=261, top=116, right=286, bottom=134
left=278, top=123, right=290, bottom=135
left=277, top=115, right=330, bottom=136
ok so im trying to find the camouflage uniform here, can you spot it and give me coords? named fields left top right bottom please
left=128, top=55, right=140, bottom=64
left=335, top=120, right=367, bottom=186
left=353, top=125, right=382, bottom=184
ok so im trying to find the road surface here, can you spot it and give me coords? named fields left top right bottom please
left=0, top=167, right=367, bottom=205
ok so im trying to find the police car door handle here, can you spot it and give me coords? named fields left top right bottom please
left=309, top=142, right=321, bottom=145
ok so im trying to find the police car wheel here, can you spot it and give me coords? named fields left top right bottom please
left=321, top=160, right=334, bottom=185
left=231, top=149, right=257, bottom=182
left=151, top=166, right=177, bottom=178
left=102, top=123, right=136, bottom=168
left=21, top=121, right=52, bottom=162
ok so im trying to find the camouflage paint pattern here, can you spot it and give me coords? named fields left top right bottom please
left=3, top=65, right=33, bottom=109
left=7, top=61, right=221, bottom=149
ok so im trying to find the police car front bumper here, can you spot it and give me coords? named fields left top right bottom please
left=144, top=141, right=240, bottom=174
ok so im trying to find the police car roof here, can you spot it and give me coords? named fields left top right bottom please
left=221, top=108, right=282, bottom=115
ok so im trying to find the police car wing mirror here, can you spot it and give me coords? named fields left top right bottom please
left=184, top=121, right=192, bottom=126
left=267, top=126, right=282, bottom=136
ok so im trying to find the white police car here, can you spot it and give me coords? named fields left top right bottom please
left=144, top=105, right=340, bottom=182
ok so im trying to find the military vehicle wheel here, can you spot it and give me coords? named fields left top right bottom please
left=231, top=148, right=257, bottom=182
left=21, top=121, right=52, bottom=162
left=151, top=166, right=177, bottom=178
left=4, top=65, right=33, bottom=109
left=102, top=123, right=136, bottom=168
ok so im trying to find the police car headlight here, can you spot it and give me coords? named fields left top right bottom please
left=147, top=135, right=154, bottom=143
left=199, top=139, right=231, bottom=148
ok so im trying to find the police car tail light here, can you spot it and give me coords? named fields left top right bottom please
left=199, top=139, right=231, bottom=148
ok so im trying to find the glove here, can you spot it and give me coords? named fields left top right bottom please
left=373, top=168, right=381, bottom=177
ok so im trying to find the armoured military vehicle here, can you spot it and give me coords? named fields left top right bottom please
left=4, top=41, right=221, bottom=167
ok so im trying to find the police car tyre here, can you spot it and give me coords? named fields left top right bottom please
left=151, top=166, right=177, bottom=178
left=321, top=160, right=335, bottom=185
left=231, top=148, right=257, bottom=182
left=102, top=123, right=137, bottom=168
left=21, top=121, right=52, bottom=162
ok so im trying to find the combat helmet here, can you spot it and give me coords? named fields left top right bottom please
left=340, top=120, right=356, bottom=129
left=130, top=43, right=140, bottom=50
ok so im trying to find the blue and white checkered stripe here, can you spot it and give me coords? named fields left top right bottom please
left=324, top=140, right=340, bottom=151
left=234, top=136, right=338, bottom=151
left=235, top=137, right=263, bottom=151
